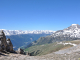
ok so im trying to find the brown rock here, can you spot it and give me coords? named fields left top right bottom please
left=0, top=30, right=14, bottom=52
left=6, top=38, right=13, bottom=52
left=17, top=48, right=25, bottom=54
left=0, top=30, right=7, bottom=51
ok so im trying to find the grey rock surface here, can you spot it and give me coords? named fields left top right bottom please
left=0, top=30, right=13, bottom=52
left=17, top=48, right=25, bottom=54
left=6, top=38, right=13, bottom=52
left=55, top=44, right=80, bottom=54
left=0, top=51, right=80, bottom=60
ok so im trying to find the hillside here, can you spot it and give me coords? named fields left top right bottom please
left=36, top=24, right=80, bottom=45
left=24, top=24, right=80, bottom=56
left=25, top=40, right=80, bottom=56
left=25, top=24, right=80, bottom=48
left=6, top=34, right=50, bottom=50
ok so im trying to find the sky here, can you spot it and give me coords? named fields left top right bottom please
left=0, top=0, right=80, bottom=31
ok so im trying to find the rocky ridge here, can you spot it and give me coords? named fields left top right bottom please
left=50, top=24, right=80, bottom=38
left=0, top=30, right=13, bottom=52
left=25, top=24, right=80, bottom=50
left=0, top=30, right=25, bottom=54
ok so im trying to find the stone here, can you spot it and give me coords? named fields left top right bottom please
left=17, top=48, right=25, bottom=54
left=0, top=30, right=7, bottom=51
left=6, top=38, right=13, bottom=52
left=0, top=30, right=26, bottom=55
left=0, top=30, right=14, bottom=53
left=26, top=52, right=31, bottom=56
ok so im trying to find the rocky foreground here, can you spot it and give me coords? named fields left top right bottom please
left=0, top=51, right=80, bottom=60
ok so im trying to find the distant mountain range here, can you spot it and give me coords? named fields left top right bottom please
left=0, top=29, right=55, bottom=35
left=0, top=29, right=55, bottom=50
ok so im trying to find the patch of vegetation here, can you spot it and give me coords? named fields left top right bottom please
left=25, top=42, right=73, bottom=56
left=60, top=44, right=73, bottom=50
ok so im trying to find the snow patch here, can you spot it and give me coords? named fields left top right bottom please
left=57, top=42, right=77, bottom=46
left=72, top=24, right=78, bottom=26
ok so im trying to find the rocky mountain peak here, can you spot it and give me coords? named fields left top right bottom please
left=50, top=24, right=80, bottom=38
left=71, top=24, right=78, bottom=26
left=65, top=24, right=80, bottom=30
left=71, top=24, right=80, bottom=28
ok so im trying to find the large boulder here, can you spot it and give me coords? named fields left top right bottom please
left=17, top=48, right=25, bottom=54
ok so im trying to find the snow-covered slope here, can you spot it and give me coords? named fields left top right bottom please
left=0, top=29, right=55, bottom=35
left=51, top=24, right=80, bottom=38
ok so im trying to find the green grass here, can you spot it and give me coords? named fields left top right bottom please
left=25, top=42, right=73, bottom=56
left=25, top=40, right=80, bottom=56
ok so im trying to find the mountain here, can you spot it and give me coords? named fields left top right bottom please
left=0, top=29, right=55, bottom=35
left=50, top=24, right=80, bottom=38
left=24, top=24, right=80, bottom=56
left=26, top=24, right=80, bottom=47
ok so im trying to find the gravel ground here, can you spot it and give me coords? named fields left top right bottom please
left=1, top=44, right=80, bottom=60
left=0, top=52, right=80, bottom=60
left=55, top=44, right=80, bottom=54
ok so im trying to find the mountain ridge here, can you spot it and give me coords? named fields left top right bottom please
left=0, top=29, right=55, bottom=35
left=50, top=24, right=80, bottom=38
left=26, top=24, right=80, bottom=47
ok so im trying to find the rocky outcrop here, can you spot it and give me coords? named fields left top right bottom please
left=0, top=30, right=26, bottom=55
left=17, top=48, right=25, bottom=54
left=0, top=30, right=7, bottom=51
left=0, top=30, right=13, bottom=52
left=6, top=38, right=13, bottom=52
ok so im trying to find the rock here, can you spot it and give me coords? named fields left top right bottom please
left=0, top=40, right=2, bottom=51
left=0, top=30, right=7, bottom=51
left=0, top=30, right=26, bottom=55
left=17, top=48, right=25, bottom=54
left=6, top=38, right=13, bottom=52
left=26, top=52, right=31, bottom=56
left=0, top=30, right=14, bottom=53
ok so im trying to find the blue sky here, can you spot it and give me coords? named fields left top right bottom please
left=0, top=0, right=80, bottom=31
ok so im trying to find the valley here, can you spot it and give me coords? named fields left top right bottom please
left=6, top=34, right=50, bottom=50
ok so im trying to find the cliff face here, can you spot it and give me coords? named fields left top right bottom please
left=0, top=30, right=13, bottom=52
